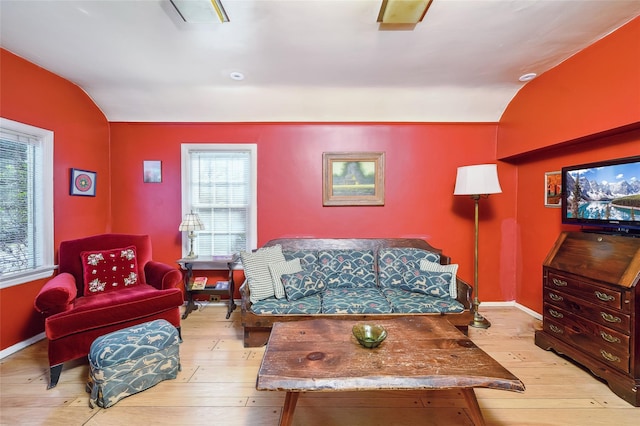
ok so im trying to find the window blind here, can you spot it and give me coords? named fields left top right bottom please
left=188, top=150, right=252, bottom=256
left=0, top=129, right=42, bottom=275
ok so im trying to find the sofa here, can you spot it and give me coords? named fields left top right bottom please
left=240, top=238, right=473, bottom=347
left=33, top=234, right=183, bottom=388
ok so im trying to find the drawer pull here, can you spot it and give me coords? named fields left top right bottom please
left=594, top=291, right=615, bottom=302
left=548, top=309, right=564, bottom=319
left=549, top=324, right=563, bottom=334
left=552, top=278, right=568, bottom=287
left=600, top=312, right=622, bottom=323
left=600, top=350, right=621, bottom=363
left=549, top=293, right=563, bottom=302
left=600, top=331, right=621, bottom=344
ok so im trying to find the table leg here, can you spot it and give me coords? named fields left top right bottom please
left=280, top=392, right=300, bottom=426
left=461, top=388, right=486, bottom=426
left=182, top=264, right=196, bottom=320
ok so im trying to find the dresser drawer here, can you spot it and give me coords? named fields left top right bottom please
left=543, top=290, right=630, bottom=334
left=546, top=271, right=628, bottom=311
left=543, top=307, right=630, bottom=374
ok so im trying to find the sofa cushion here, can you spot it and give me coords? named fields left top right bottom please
left=281, top=267, right=326, bottom=301
left=250, top=293, right=322, bottom=314
left=80, top=246, right=140, bottom=296
left=268, top=258, right=303, bottom=299
left=377, top=247, right=441, bottom=289
left=45, top=284, right=183, bottom=340
left=241, top=245, right=286, bottom=303
left=402, top=267, right=455, bottom=298
left=382, top=288, right=465, bottom=313
left=283, top=249, right=319, bottom=268
left=318, top=249, right=376, bottom=288
left=321, top=287, right=393, bottom=314
left=419, top=259, right=458, bottom=298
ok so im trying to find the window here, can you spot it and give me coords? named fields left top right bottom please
left=0, top=118, right=54, bottom=288
left=181, top=144, right=257, bottom=256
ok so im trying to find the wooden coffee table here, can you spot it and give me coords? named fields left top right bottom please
left=256, top=316, right=524, bottom=426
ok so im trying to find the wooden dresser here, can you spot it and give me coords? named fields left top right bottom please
left=535, top=231, right=640, bottom=406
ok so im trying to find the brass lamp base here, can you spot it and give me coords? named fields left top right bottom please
left=470, top=311, right=491, bottom=329
left=469, top=300, right=491, bottom=329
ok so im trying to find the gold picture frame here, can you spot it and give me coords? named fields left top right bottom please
left=545, top=171, right=562, bottom=207
left=323, top=152, right=385, bottom=206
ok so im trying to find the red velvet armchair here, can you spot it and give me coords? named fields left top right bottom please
left=34, top=234, right=183, bottom=388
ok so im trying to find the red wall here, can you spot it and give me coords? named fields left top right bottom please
left=0, top=49, right=110, bottom=350
left=4, top=15, right=637, bottom=353
left=497, top=16, right=640, bottom=313
left=109, top=122, right=517, bottom=303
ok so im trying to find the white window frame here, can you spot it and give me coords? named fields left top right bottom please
left=0, top=117, right=55, bottom=288
left=180, top=143, right=257, bottom=256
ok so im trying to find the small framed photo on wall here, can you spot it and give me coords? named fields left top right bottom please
left=545, top=171, right=562, bottom=208
left=143, top=160, right=162, bottom=183
left=69, top=168, right=96, bottom=197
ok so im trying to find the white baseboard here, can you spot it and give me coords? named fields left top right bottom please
left=0, top=332, right=45, bottom=360
left=481, top=300, right=543, bottom=320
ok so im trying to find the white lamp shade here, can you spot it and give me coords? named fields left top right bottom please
left=454, top=164, right=502, bottom=196
left=179, top=213, right=204, bottom=231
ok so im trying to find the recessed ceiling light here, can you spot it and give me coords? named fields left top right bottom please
left=230, top=72, right=245, bottom=81
left=519, top=72, right=537, bottom=82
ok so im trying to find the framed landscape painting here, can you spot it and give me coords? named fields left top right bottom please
left=322, top=152, right=385, bottom=206
left=545, top=171, right=562, bottom=207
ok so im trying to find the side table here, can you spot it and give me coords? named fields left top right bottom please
left=177, top=255, right=242, bottom=320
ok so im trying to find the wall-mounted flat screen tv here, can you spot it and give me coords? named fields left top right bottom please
left=562, top=155, right=640, bottom=234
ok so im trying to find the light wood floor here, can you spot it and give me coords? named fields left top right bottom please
left=1, top=305, right=637, bottom=425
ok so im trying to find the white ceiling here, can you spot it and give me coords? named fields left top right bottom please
left=1, top=0, right=640, bottom=122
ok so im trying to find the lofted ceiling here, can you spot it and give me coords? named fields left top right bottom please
left=1, top=0, right=639, bottom=122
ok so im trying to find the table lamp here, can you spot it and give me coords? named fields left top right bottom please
left=179, top=212, right=204, bottom=258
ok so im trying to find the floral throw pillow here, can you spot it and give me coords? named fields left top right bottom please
left=281, top=267, right=326, bottom=301
left=80, top=246, right=139, bottom=296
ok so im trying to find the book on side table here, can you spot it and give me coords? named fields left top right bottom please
left=215, top=281, right=229, bottom=290
left=191, top=276, right=208, bottom=290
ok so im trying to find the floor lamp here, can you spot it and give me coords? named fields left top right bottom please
left=454, top=164, right=502, bottom=329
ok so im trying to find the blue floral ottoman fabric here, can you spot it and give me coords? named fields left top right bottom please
left=322, top=287, right=393, bottom=314
left=377, top=248, right=441, bottom=289
left=382, top=288, right=465, bottom=313
left=88, top=319, right=180, bottom=408
left=250, top=293, right=322, bottom=314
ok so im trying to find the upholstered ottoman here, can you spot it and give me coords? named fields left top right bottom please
left=88, top=319, right=180, bottom=408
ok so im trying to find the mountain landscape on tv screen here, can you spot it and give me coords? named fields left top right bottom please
left=565, top=171, right=640, bottom=221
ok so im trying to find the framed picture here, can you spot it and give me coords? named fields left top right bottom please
left=545, top=171, right=562, bottom=207
left=69, top=168, right=96, bottom=196
left=143, top=160, right=162, bottom=183
left=323, top=152, right=385, bottom=206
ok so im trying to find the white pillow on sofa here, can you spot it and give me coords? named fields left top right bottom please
left=268, top=258, right=302, bottom=299
left=419, top=259, right=459, bottom=299
left=241, top=245, right=286, bottom=303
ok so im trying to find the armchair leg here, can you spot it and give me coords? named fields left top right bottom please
left=176, top=326, right=183, bottom=343
left=47, top=364, right=63, bottom=389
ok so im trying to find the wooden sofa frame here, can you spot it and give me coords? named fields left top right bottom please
left=240, top=238, right=473, bottom=347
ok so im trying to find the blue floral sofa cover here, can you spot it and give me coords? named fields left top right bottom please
left=240, top=238, right=473, bottom=347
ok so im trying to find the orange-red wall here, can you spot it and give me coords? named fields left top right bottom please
left=109, top=122, right=517, bottom=303
left=497, top=16, right=640, bottom=312
left=0, top=49, right=110, bottom=350
left=2, top=15, right=638, bottom=353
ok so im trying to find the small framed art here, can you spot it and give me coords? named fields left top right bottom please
left=322, top=152, right=385, bottom=206
left=70, top=168, right=96, bottom=197
left=545, top=171, right=562, bottom=207
left=143, top=160, right=162, bottom=183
